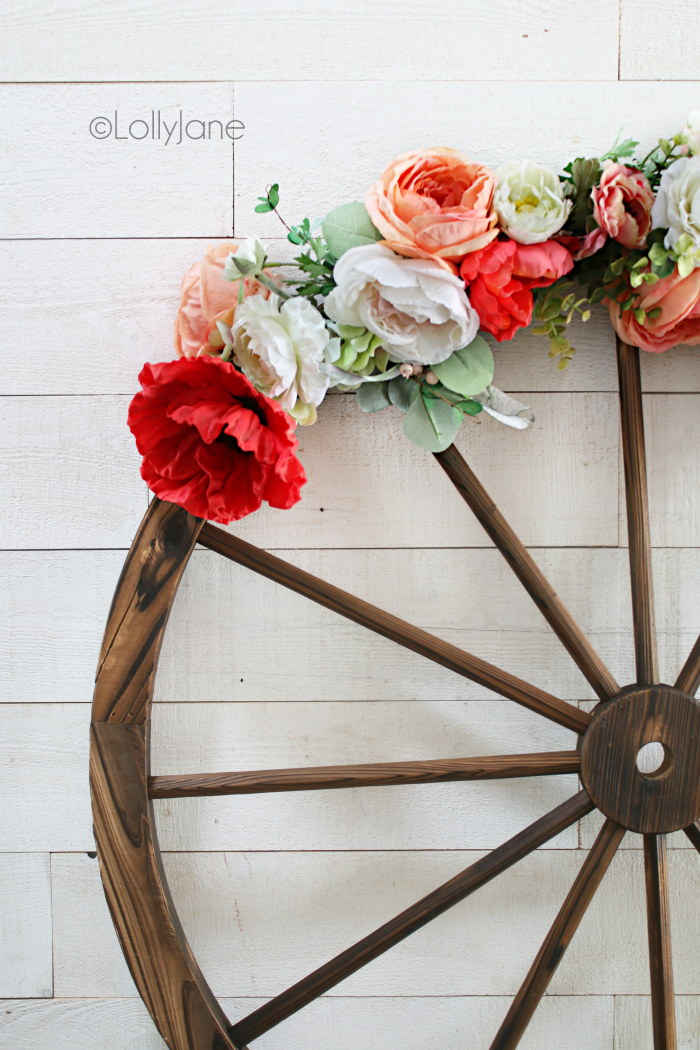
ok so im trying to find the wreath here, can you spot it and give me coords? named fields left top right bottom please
left=128, top=113, right=700, bottom=523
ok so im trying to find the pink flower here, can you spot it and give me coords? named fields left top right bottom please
left=174, top=242, right=271, bottom=359
left=608, top=267, right=700, bottom=353
left=592, top=162, right=655, bottom=249
left=365, top=148, right=498, bottom=268
left=573, top=228, right=607, bottom=261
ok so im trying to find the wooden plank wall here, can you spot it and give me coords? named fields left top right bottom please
left=2, top=3, right=700, bottom=1047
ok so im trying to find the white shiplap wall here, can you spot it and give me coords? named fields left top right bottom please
left=2, top=3, right=700, bottom=1048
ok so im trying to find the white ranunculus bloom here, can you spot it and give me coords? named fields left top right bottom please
left=223, top=236, right=267, bottom=279
left=685, top=111, right=700, bottom=156
left=324, top=244, right=479, bottom=366
left=494, top=161, right=571, bottom=244
left=651, top=156, right=700, bottom=251
left=231, top=294, right=330, bottom=425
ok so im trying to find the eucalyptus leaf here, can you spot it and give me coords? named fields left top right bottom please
left=356, top=381, right=392, bottom=413
left=322, top=202, right=382, bottom=258
left=403, top=393, right=463, bottom=452
left=475, top=386, right=534, bottom=429
left=431, top=335, right=494, bottom=397
left=387, top=376, right=415, bottom=412
left=319, top=362, right=402, bottom=388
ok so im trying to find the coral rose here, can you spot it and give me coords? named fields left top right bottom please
left=592, top=162, right=655, bottom=249
left=365, top=147, right=498, bottom=266
left=174, top=242, right=271, bottom=359
left=607, top=267, right=700, bottom=353
left=460, top=238, right=574, bottom=342
left=128, top=356, right=306, bottom=523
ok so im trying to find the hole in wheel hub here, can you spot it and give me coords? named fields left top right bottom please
left=580, top=685, right=700, bottom=833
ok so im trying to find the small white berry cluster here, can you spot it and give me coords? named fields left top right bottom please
left=398, top=362, right=439, bottom=384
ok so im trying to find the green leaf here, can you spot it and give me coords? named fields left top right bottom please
left=255, top=202, right=273, bottom=213
left=537, top=297, right=564, bottom=321
left=431, top=335, right=494, bottom=397
left=321, top=202, right=382, bottom=258
left=268, top=184, right=279, bottom=208
left=457, top=399, right=483, bottom=416
left=356, top=381, right=392, bottom=413
left=402, top=391, right=463, bottom=452
left=388, top=376, right=415, bottom=413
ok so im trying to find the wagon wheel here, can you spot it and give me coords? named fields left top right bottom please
left=90, top=335, right=700, bottom=1050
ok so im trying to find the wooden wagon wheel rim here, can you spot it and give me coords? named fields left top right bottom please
left=90, top=336, right=700, bottom=1050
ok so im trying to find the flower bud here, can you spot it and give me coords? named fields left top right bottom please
left=223, top=237, right=267, bottom=280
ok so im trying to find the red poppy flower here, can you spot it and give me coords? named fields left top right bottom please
left=128, top=356, right=306, bottom=523
left=460, top=238, right=574, bottom=342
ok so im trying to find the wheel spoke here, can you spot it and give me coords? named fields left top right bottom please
left=683, top=821, right=700, bottom=853
left=228, top=790, right=593, bottom=1045
left=148, top=750, right=580, bottom=799
left=617, top=337, right=659, bottom=686
left=199, top=523, right=589, bottom=735
left=435, top=445, right=619, bottom=702
left=488, top=818, right=625, bottom=1050
left=674, top=635, right=700, bottom=696
left=644, top=834, right=677, bottom=1049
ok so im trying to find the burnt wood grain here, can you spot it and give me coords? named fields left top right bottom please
left=684, top=821, right=700, bottom=853
left=617, top=337, right=659, bottom=686
left=580, top=685, right=700, bottom=834
left=91, top=500, right=239, bottom=1050
left=644, top=834, right=677, bottom=1050
left=435, top=444, right=619, bottom=702
left=228, top=791, right=594, bottom=1046
left=198, top=523, right=589, bottom=735
left=91, top=722, right=238, bottom=1050
left=675, top=634, right=700, bottom=696
left=488, top=818, right=625, bottom=1050
left=148, top=750, right=581, bottom=799
left=93, top=498, right=203, bottom=725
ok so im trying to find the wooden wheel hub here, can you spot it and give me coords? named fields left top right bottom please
left=580, top=685, right=700, bottom=834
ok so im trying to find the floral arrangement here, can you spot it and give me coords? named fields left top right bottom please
left=129, top=113, right=700, bottom=524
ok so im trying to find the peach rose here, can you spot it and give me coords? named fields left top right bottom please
left=174, top=242, right=270, bottom=358
left=592, top=162, right=655, bottom=249
left=608, top=267, right=700, bottom=352
left=365, top=147, right=498, bottom=268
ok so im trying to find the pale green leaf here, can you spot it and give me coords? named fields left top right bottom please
left=403, top=393, right=462, bottom=451
left=431, top=335, right=494, bottom=397
left=322, top=202, right=382, bottom=258
left=356, top=381, right=392, bottom=413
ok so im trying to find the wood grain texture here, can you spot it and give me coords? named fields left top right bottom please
left=0, top=1, right=620, bottom=82
left=0, top=854, right=52, bottom=998
left=644, top=834, right=677, bottom=1050
left=94, top=500, right=202, bottom=725
left=683, top=821, right=700, bottom=853
left=228, top=791, right=594, bottom=1044
left=580, top=686, right=700, bottom=834
left=488, top=819, right=625, bottom=1050
left=620, top=0, right=700, bottom=80
left=0, top=84, right=235, bottom=238
left=148, top=750, right=580, bottom=798
left=90, top=722, right=238, bottom=1050
left=434, top=444, right=619, bottom=702
left=674, top=634, right=700, bottom=696
left=198, top=523, right=589, bottom=734
left=617, top=338, right=659, bottom=686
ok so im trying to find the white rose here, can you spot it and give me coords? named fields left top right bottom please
left=684, top=111, right=700, bottom=156
left=494, top=161, right=571, bottom=244
left=232, top=294, right=330, bottom=425
left=651, top=156, right=700, bottom=252
left=223, top=236, right=267, bottom=278
left=324, top=244, right=479, bottom=366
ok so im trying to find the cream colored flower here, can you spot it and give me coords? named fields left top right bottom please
left=324, top=244, right=479, bottom=365
left=232, top=295, right=330, bottom=425
left=494, top=161, right=571, bottom=244
left=652, top=156, right=700, bottom=252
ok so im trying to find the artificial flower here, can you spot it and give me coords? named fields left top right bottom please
left=231, top=294, right=330, bottom=425
left=128, top=356, right=306, bottom=522
left=592, top=162, right=655, bottom=249
left=607, top=267, right=700, bottom=353
left=684, top=111, right=700, bottom=156
left=173, top=242, right=271, bottom=359
left=460, top=238, right=574, bottom=341
left=325, top=243, right=479, bottom=365
left=223, top=236, right=267, bottom=279
left=651, top=156, right=700, bottom=252
left=364, top=147, right=498, bottom=266
left=493, top=161, right=571, bottom=244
